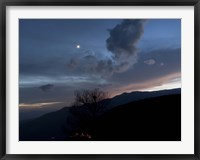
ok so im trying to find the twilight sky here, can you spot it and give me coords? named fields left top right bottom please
left=19, top=19, right=181, bottom=110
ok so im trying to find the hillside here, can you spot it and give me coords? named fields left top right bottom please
left=19, top=89, right=181, bottom=141
left=93, top=94, right=181, bottom=141
left=107, top=88, right=181, bottom=109
left=19, top=107, right=70, bottom=141
left=19, top=88, right=181, bottom=121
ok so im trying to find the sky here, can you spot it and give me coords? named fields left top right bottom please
left=19, top=19, right=181, bottom=111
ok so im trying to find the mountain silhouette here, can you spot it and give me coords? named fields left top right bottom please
left=106, top=88, right=180, bottom=109
left=93, top=94, right=181, bottom=141
left=19, top=88, right=181, bottom=141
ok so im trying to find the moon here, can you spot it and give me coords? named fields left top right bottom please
left=76, top=45, right=80, bottom=49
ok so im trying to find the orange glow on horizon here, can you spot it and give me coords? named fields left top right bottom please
left=109, top=72, right=181, bottom=98
left=19, top=102, right=62, bottom=109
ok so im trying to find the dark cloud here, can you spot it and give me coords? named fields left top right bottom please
left=66, top=58, right=79, bottom=70
left=20, top=19, right=146, bottom=79
left=106, top=19, right=146, bottom=59
left=39, top=84, right=54, bottom=92
left=67, top=19, right=146, bottom=77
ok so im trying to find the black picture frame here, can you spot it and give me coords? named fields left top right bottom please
left=0, top=0, right=199, bottom=159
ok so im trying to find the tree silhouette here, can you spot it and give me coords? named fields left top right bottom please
left=64, top=88, right=109, bottom=140
left=73, top=88, right=108, bottom=117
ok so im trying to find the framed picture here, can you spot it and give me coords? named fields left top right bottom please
left=1, top=0, right=200, bottom=159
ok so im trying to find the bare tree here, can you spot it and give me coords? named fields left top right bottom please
left=64, top=88, right=109, bottom=140
left=73, top=88, right=109, bottom=117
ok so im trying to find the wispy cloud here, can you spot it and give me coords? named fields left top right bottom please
left=144, top=59, right=156, bottom=65
left=19, top=102, right=62, bottom=108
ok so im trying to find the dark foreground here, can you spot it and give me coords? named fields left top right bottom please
left=93, top=94, right=181, bottom=141
left=20, top=94, right=181, bottom=141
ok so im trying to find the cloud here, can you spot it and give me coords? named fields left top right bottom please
left=109, top=48, right=181, bottom=85
left=20, top=19, right=146, bottom=79
left=66, top=58, right=79, bottom=70
left=160, top=62, right=164, bottom=66
left=67, top=19, right=146, bottom=77
left=19, top=102, right=62, bottom=109
left=39, top=84, right=54, bottom=92
left=144, top=59, right=156, bottom=65
left=20, top=48, right=181, bottom=107
left=106, top=19, right=146, bottom=59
